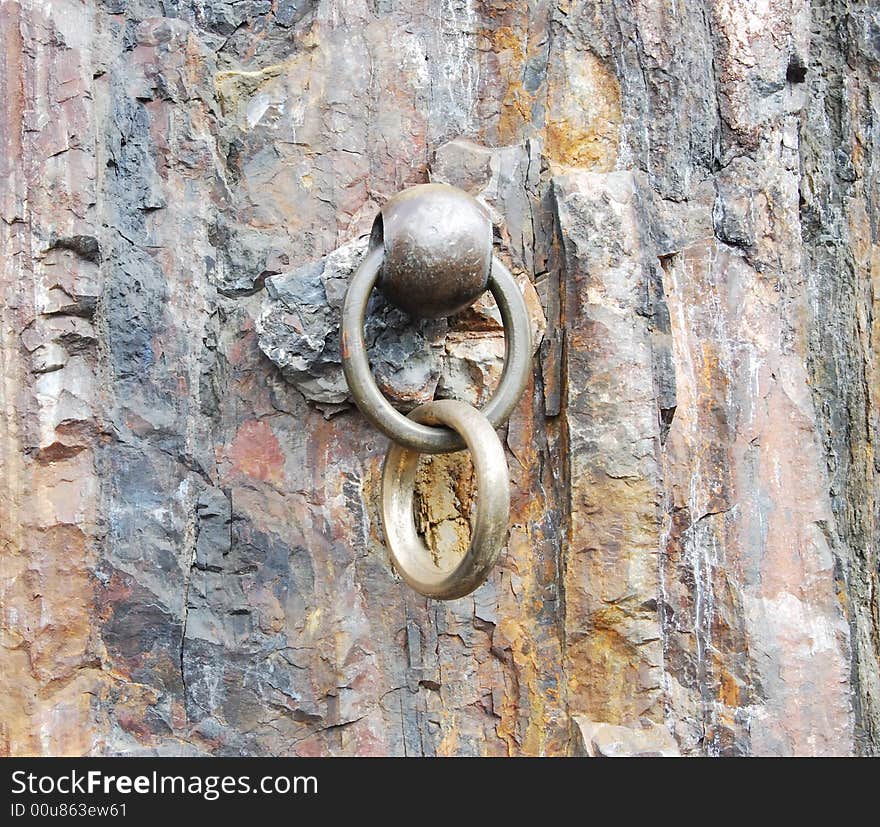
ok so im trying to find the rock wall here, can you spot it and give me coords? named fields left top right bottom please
left=0, top=0, right=877, bottom=756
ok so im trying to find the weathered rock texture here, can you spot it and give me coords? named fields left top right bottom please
left=1, top=0, right=877, bottom=756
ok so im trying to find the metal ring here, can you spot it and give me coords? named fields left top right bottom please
left=341, top=246, right=532, bottom=454
left=381, top=399, right=509, bottom=600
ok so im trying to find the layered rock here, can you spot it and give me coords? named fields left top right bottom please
left=0, top=0, right=877, bottom=756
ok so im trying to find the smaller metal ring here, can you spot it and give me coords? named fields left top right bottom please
left=381, top=399, right=509, bottom=600
left=341, top=247, right=532, bottom=454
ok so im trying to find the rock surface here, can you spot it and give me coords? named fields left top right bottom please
left=573, top=718, right=681, bottom=757
left=255, top=232, right=545, bottom=415
left=0, top=0, right=877, bottom=756
left=257, top=237, right=447, bottom=414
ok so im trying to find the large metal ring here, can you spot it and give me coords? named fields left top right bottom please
left=341, top=246, right=532, bottom=454
left=381, top=399, right=509, bottom=600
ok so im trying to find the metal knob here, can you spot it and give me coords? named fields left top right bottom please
left=371, top=183, right=492, bottom=319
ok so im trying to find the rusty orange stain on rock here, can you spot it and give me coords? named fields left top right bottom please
left=490, top=25, right=531, bottom=143
left=229, top=419, right=285, bottom=485
left=414, top=451, right=474, bottom=568
left=545, top=50, right=621, bottom=171
left=719, top=668, right=741, bottom=708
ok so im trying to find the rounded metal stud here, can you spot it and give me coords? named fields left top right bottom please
left=341, top=246, right=531, bottom=454
left=371, top=183, right=493, bottom=319
left=381, top=399, right=509, bottom=600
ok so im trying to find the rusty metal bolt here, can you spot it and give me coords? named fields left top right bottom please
left=370, top=183, right=493, bottom=319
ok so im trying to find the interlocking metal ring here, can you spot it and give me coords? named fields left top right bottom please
left=341, top=246, right=531, bottom=454
left=382, top=399, right=509, bottom=600
left=341, top=183, right=533, bottom=598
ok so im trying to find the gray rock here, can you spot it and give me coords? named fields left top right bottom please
left=256, top=237, right=447, bottom=414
